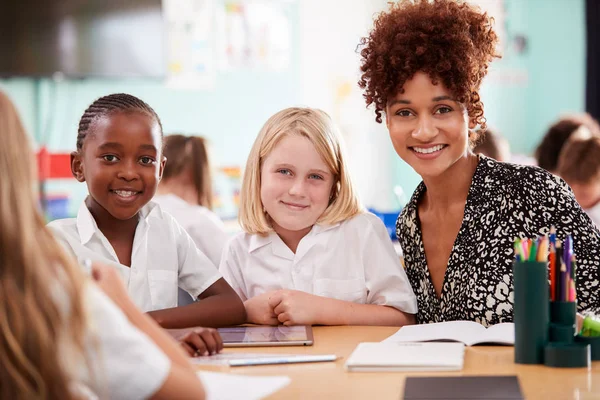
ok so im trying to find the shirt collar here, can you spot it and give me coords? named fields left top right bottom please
left=76, top=201, right=98, bottom=245
left=76, top=198, right=158, bottom=245
left=247, top=221, right=341, bottom=254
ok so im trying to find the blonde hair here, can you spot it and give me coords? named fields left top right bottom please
left=162, top=134, right=214, bottom=209
left=0, top=91, right=89, bottom=399
left=239, top=107, right=361, bottom=234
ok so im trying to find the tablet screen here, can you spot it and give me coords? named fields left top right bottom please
left=218, top=326, right=314, bottom=347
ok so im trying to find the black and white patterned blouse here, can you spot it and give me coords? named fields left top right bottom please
left=397, top=155, right=600, bottom=326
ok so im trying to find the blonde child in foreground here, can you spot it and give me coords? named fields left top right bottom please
left=0, top=90, right=205, bottom=400
left=219, top=107, right=417, bottom=326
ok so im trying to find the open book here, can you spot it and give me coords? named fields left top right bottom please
left=383, top=321, right=514, bottom=346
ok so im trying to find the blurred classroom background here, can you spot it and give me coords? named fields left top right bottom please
left=1, top=0, right=598, bottom=233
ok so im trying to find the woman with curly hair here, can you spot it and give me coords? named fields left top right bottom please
left=358, top=0, right=600, bottom=326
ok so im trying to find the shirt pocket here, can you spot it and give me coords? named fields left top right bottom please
left=147, top=269, right=178, bottom=311
left=313, top=277, right=366, bottom=303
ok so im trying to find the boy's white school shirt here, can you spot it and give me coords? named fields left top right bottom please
left=153, top=193, right=229, bottom=266
left=48, top=200, right=222, bottom=312
left=219, top=212, right=418, bottom=314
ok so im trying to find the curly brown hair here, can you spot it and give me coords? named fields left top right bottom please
left=358, top=0, right=500, bottom=130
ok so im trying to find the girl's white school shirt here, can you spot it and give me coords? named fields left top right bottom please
left=48, top=200, right=221, bottom=312
left=62, top=283, right=172, bottom=399
left=219, top=212, right=418, bottom=314
left=153, top=193, right=229, bottom=266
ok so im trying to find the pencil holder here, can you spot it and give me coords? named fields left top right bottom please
left=550, top=301, right=576, bottom=325
left=548, top=323, right=575, bottom=343
left=544, top=342, right=590, bottom=368
left=575, top=335, right=600, bottom=361
left=513, top=261, right=549, bottom=364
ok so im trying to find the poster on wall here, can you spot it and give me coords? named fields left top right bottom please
left=216, top=1, right=292, bottom=70
left=164, top=0, right=217, bottom=89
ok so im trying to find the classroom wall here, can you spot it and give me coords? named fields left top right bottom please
left=0, top=1, right=302, bottom=218
left=0, top=0, right=586, bottom=215
left=0, top=3, right=301, bottom=167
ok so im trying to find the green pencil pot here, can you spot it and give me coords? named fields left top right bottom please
left=544, top=342, right=590, bottom=368
left=513, top=261, right=549, bottom=364
left=549, top=323, right=575, bottom=343
left=575, top=335, right=600, bottom=361
left=550, top=301, right=576, bottom=325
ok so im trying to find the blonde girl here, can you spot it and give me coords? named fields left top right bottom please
left=219, top=107, right=417, bottom=326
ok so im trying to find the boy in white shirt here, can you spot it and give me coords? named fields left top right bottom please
left=219, top=107, right=417, bottom=326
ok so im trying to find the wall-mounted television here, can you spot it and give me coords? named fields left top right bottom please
left=0, top=0, right=165, bottom=78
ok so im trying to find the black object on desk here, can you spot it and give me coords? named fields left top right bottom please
left=403, top=376, right=524, bottom=399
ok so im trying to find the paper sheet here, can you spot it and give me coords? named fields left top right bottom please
left=197, top=371, right=290, bottom=400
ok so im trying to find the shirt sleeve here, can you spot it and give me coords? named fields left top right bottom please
left=362, top=214, right=418, bottom=314
left=218, top=237, right=249, bottom=301
left=542, top=176, right=600, bottom=315
left=170, top=215, right=222, bottom=299
left=84, top=285, right=172, bottom=400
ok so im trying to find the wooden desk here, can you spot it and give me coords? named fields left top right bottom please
left=196, top=326, right=600, bottom=399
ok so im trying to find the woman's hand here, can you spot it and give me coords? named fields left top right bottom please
left=168, top=327, right=223, bottom=357
left=244, top=292, right=279, bottom=325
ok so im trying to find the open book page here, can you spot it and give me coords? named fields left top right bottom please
left=382, top=321, right=514, bottom=346
left=481, top=323, right=514, bottom=345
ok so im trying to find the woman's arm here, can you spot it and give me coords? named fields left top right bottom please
left=148, top=278, right=247, bottom=328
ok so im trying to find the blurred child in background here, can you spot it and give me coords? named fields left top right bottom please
left=558, top=136, right=600, bottom=227
left=535, top=113, right=600, bottom=174
left=155, top=134, right=228, bottom=267
left=473, top=128, right=511, bottom=162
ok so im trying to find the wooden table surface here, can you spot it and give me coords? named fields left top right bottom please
left=196, top=326, right=600, bottom=399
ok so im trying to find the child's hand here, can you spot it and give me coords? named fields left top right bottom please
left=576, top=312, right=585, bottom=333
left=268, top=290, right=321, bottom=326
left=244, top=292, right=279, bottom=325
left=91, top=262, right=132, bottom=311
left=168, top=327, right=223, bottom=357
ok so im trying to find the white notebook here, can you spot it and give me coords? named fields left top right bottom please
left=383, top=321, right=514, bottom=346
left=345, top=342, right=465, bottom=372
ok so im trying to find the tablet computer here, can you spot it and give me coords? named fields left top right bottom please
left=217, top=326, right=314, bottom=347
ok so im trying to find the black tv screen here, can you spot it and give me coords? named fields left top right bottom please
left=0, top=0, right=165, bottom=78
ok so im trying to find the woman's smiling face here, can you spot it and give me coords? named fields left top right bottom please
left=385, top=71, right=474, bottom=179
